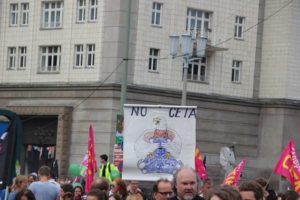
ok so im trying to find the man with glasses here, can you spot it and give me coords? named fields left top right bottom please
left=152, top=179, right=174, bottom=200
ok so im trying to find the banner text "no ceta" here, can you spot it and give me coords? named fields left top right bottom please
left=131, top=107, right=196, bottom=118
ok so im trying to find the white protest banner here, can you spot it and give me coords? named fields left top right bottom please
left=122, top=104, right=197, bottom=181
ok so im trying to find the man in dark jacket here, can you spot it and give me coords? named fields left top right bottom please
left=169, top=166, right=204, bottom=200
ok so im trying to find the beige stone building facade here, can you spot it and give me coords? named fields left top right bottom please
left=0, top=0, right=299, bottom=189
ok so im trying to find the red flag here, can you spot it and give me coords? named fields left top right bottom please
left=195, top=147, right=208, bottom=180
left=85, top=125, right=97, bottom=193
left=223, top=158, right=246, bottom=186
left=274, top=139, right=300, bottom=192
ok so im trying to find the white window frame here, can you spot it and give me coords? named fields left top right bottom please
left=8, top=47, right=17, bottom=70
left=187, top=57, right=207, bottom=82
left=88, top=0, right=97, bottom=22
left=234, top=16, right=245, bottom=39
left=186, top=8, right=210, bottom=35
left=151, top=2, right=162, bottom=26
left=10, top=4, right=19, bottom=26
left=74, top=44, right=84, bottom=68
left=39, top=46, right=61, bottom=73
left=77, top=0, right=86, bottom=23
left=19, top=47, right=27, bottom=69
left=148, top=48, right=159, bottom=72
left=20, top=3, right=29, bottom=26
left=232, top=60, right=242, bottom=83
left=86, top=44, right=95, bottom=67
left=42, top=2, right=63, bottom=29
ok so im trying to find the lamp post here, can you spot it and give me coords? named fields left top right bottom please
left=169, top=32, right=207, bottom=105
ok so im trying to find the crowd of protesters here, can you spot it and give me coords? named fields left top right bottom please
left=0, top=155, right=299, bottom=200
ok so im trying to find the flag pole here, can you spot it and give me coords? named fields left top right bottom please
left=266, top=170, right=274, bottom=186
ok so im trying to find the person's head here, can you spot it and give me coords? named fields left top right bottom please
left=266, top=190, right=276, bottom=200
left=100, top=154, right=108, bottom=165
left=91, top=177, right=110, bottom=194
left=28, top=173, right=37, bottom=185
left=173, top=166, right=198, bottom=200
left=109, top=194, right=122, bottom=200
left=61, top=183, right=74, bottom=200
left=14, top=175, right=29, bottom=191
left=129, top=180, right=139, bottom=194
left=15, top=189, right=36, bottom=200
left=110, top=178, right=127, bottom=198
left=200, top=179, right=213, bottom=198
left=283, top=190, right=300, bottom=200
left=239, top=181, right=264, bottom=200
left=207, top=186, right=242, bottom=200
left=153, top=178, right=173, bottom=200
left=38, top=165, right=51, bottom=179
left=277, top=193, right=284, bottom=200
left=87, top=189, right=108, bottom=200
left=255, top=178, right=269, bottom=199
left=73, top=183, right=83, bottom=198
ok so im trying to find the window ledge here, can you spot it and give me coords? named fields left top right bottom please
left=234, top=37, right=244, bottom=41
left=231, top=81, right=241, bottom=84
left=76, top=21, right=86, bottom=24
left=187, top=80, right=209, bottom=84
left=87, top=20, right=97, bottom=23
left=151, top=24, right=162, bottom=28
left=40, top=27, right=63, bottom=30
left=37, top=71, right=60, bottom=74
left=148, top=70, right=159, bottom=73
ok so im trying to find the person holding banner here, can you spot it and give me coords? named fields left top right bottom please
left=99, top=154, right=119, bottom=184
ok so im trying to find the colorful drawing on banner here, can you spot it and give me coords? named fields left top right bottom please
left=135, top=116, right=183, bottom=174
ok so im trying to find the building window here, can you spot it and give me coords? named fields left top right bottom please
left=148, top=48, right=159, bottom=71
left=40, top=46, right=61, bottom=72
left=151, top=2, right=162, bottom=26
left=42, top=2, right=63, bottom=28
left=19, top=47, right=27, bottom=69
left=186, top=8, right=210, bottom=35
left=10, top=4, right=18, bottom=26
left=74, top=45, right=84, bottom=68
left=187, top=57, right=207, bottom=82
left=234, top=16, right=245, bottom=39
left=20, top=3, right=29, bottom=26
left=86, top=44, right=95, bottom=67
left=8, top=47, right=17, bottom=69
left=232, top=60, right=242, bottom=83
left=89, top=0, right=97, bottom=21
left=77, top=0, right=86, bottom=22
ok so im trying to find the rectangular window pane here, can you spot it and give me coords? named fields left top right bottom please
left=86, top=44, right=95, bottom=67
left=8, top=47, right=17, bottom=69
left=40, top=46, right=61, bottom=72
left=42, top=2, right=63, bottom=28
left=151, top=2, right=162, bottom=26
left=187, top=58, right=207, bottom=82
left=21, top=3, right=29, bottom=25
left=74, top=45, right=84, bottom=68
left=148, top=48, right=159, bottom=71
left=234, top=16, right=245, bottom=39
left=186, top=8, right=210, bottom=35
left=10, top=4, right=18, bottom=26
left=89, top=0, right=97, bottom=21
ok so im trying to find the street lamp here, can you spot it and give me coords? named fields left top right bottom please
left=169, top=32, right=207, bottom=105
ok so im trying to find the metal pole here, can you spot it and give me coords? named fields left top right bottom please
left=120, top=0, right=132, bottom=115
left=182, top=57, right=188, bottom=105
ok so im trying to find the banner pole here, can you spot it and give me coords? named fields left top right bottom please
left=4, top=186, right=9, bottom=200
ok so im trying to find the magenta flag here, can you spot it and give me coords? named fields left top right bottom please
left=274, top=139, right=300, bottom=192
left=223, top=158, right=247, bottom=186
left=85, top=125, right=97, bottom=193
